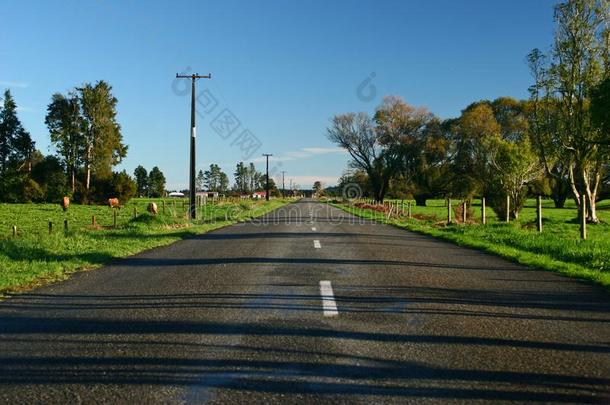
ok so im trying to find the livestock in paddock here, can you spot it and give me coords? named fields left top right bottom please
left=147, top=202, right=158, bottom=215
left=60, top=196, right=70, bottom=211
left=108, top=198, right=120, bottom=209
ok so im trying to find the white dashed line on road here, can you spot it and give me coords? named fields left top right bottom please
left=313, top=240, right=321, bottom=249
left=319, top=280, right=338, bottom=316
left=311, top=227, right=317, bottom=231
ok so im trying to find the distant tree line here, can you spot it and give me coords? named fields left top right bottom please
left=192, top=161, right=278, bottom=196
left=329, top=0, right=610, bottom=223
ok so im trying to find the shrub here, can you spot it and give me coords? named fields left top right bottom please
left=91, top=171, right=136, bottom=204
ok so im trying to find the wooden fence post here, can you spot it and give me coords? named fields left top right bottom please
left=537, top=196, right=542, bottom=233
left=64, top=219, right=68, bottom=232
left=408, top=201, right=412, bottom=219
left=133, top=206, right=137, bottom=219
left=462, top=201, right=467, bottom=224
left=162, top=200, right=165, bottom=214
left=580, top=198, right=587, bottom=240
left=505, top=195, right=510, bottom=223
left=481, top=197, right=486, bottom=225
left=92, top=215, right=96, bottom=227
left=12, top=225, right=17, bottom=237
left=113, top=209, right=117, bottom=228
left=48, top=221, right=53, bottom=234
left=447, top=198, right=452, bottom=225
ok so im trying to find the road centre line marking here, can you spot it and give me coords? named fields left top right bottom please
left=319, top=281, right=339, bottom=316
left=311, top=227, right=317, bottom=231
left=313, top=240, right=321, bottom=248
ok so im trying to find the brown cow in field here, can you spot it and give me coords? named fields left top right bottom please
left=108, top=198, right=120, bottom=209
left=147, top=202, right=158, bottom=215
left=61, top=196, right=70, bottom=211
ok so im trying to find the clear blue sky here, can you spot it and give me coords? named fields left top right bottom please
left=0, top=0, right=557, bottom=189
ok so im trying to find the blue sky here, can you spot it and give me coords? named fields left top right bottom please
left=1, top=0, right=557, bottom=189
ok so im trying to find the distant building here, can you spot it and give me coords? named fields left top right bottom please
left=168, top=192, right=185, bottom=198
left=196, top=191, right=219, bottom=199
left=252, top=191, right=267, bottom=199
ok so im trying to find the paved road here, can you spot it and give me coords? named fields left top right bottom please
left=1, top=199, right=609, bottom=404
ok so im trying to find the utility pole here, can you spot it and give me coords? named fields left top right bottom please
left=175, top=72, right=211, bottom=220
left=263, top=154, right=273, bottom=201
left=281, top=171, right=286, bottom=197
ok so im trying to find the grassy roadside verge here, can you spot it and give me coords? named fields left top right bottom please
left=332, top=201, right=610, bottom=291
left=0, top=199, right=290, bottom=296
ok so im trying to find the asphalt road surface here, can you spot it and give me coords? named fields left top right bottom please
left=1, top=199, right=609, bottom=404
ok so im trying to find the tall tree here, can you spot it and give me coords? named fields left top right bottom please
left=134, top=165, right=148, bottom=196
left=234, top=161, right=249, bottom=193
left=46, top=92, right=84, bottom=192
left=527, top=50, right=573, bottom=208
left=218, top=171, right=229, bottom=193
left=374, top=96, right=450, bottom=206
left=528, top=0, right=610, bottom=223
left=79, top=81, right=127, bottom=190
left=196, top=169, right=205, bottom=192
left=248, top=163, right=260, bottom=192
left=148, top=166, right=166, bottom=198
left=0, top=89, right=34, bottom=174
left=451, top=102, right=501, bottom=198
left=203, top=164, right=229, bottom=192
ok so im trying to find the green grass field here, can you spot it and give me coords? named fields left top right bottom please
left=0, top=198, right=289, bottom=295
left=334, top=198, right=610, bottom=290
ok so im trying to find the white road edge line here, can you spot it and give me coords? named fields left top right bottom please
left=313, top=240, right=321, bottom=248
left=319, top=280, right=339, bottom=317
left=311, top=227, right=317, bottom=231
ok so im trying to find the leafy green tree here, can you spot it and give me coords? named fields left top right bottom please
left=527, top=0, right=610, bottom=224
left=79, top=81, right=127, bottom=190
left=451, top=99, right=541, bottom=219
left=591, top=76, right=610, bottom=143
left=450, top=102, right=501, bottom=198
left=148, top=166, right=166, bottom=197
left=313, top=181, right=322, bottom=195
left=134, top=165, right=148, bottom=196
left=487, top=137, right=542, bottom=220
left=45, top=92, right=84, bottom=193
